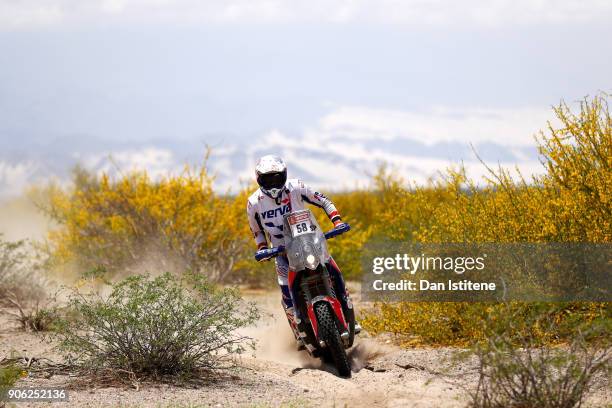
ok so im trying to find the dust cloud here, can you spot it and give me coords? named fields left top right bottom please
left=348, top=338, right=394, bottom=372
left=240, top=289, right=317, bottom=367
left=0, top=195, right=52, bottom=241
left=241, top=290, right=393, bottom=373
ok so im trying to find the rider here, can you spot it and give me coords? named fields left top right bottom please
left=246, top=155, right=358, bottom=344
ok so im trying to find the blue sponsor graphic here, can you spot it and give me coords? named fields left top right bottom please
left=261, top=203, right=291, bottom=219
left=264, top=222, right=284, bottom=231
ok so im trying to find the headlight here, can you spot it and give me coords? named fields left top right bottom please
left=305, top=254, right=317, bottom=269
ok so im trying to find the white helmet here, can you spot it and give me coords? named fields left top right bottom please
left=255, top=155, right=287, bottom=199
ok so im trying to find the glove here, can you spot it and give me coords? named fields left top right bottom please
left=255, top=248, right=273, bottom=262
left=255, top=245, right=285, bottom=262
left=333, top=218, right=345, bottom=228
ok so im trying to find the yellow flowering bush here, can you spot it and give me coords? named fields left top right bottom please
left=38, top=94, right=610, bottom=346
left=359, top=94, right=611, bottom=346
left=39, top=164, right=250, bottom=282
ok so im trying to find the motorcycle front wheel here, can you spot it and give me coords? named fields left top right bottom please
left=314, top=302, right=351, bottom=378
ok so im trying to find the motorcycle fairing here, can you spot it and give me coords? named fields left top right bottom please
left=282, top=210, right=330, bottom=272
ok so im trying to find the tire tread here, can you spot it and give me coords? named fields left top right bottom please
left=314, top=302, right=351, bottom=378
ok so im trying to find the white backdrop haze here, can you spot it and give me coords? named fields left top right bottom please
left=1, top=0, right=611, bottom=198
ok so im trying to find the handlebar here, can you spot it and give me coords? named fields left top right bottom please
left=324, top=222, right=351, bottom=239
left=254, top=245, right=285, bottom=262
left=254, top=223, right=351, bottom=262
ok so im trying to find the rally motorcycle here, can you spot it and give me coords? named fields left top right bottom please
left=255, top=209, right=358, bottom=377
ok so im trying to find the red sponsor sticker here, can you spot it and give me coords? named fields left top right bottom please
left=288, top=212, right=310, bottom=225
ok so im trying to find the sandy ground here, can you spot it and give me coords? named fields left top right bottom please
left=0, top=201, right=476, bottom=407
left=1, top=289, right=610, bottom=408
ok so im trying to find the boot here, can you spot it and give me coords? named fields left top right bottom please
left=282, top=301, right=301, bottom=340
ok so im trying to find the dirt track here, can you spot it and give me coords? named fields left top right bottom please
left=1, top=289, right=610, bottom=408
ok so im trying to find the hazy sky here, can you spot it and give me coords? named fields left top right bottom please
left=0, top=0, right=611, bottom=196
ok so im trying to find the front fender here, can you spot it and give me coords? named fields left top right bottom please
left=307, top=296, right=348, bottom=339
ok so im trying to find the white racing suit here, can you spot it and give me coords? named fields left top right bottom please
left=246, top=179, right=351, bottom=331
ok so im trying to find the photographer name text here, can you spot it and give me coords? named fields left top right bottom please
left=372, top=279, right=496, bottom=291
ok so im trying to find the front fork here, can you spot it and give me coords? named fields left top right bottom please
left=326, top=259, right=352, bottom=312
left=326, top=260, right=357, bottom=347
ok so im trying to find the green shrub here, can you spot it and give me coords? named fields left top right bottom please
left=0, top=235, right=54, bottom=332
left=469, top=307, right=611, bottom=408
left=53, top=272, right=259, bottom=379
left=3, top=299, right=58, bottom=332
left=0, top=235, right=46, bottom=306
left=0, top=364, right=23, bottom=398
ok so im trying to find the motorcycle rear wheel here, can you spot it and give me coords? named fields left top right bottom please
left=314, top=302, right=351, bottom=378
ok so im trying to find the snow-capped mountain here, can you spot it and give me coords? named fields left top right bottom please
left=0, top=133, right=543, bottom=199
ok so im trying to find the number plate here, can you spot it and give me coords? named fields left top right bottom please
left=288, top=213, right=313, bottom=237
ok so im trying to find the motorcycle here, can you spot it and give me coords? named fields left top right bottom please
left=255, top=209, right=358, bottom=377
